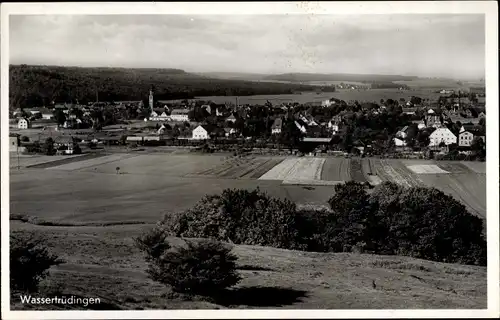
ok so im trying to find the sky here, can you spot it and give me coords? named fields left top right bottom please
left=9, top=14, right=485, bottom=80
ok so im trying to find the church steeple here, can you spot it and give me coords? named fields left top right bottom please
left=149, top=88, right=154, bottom=112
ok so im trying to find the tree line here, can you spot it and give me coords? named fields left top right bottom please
left=9, top=65, right=322, bottom=109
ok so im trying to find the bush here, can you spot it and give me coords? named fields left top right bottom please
left=10, top=232, right=63, bottom=292
left=135, top=229, right=240, bottom=295
left=162, top=188, right=306, bottom=250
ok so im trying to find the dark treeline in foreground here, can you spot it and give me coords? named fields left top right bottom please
left=9, top=65, right=331, bottom=109
left=158, top=181, right=486, bottom=267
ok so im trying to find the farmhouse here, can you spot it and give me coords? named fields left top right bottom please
left=429, top=127, right=457, bottom=146
left=192, top=124, right=218, bottom=140
left=393, top=137, right=407, bottom=147
left=54, top=136, right=76, bottom=154
left=170, top=109, right=190, bottom=122
left=39, top=108, right=54, bottom=120
left=271, top=118, right=283, bottom=134
left=17, top=118, right=31, bottom=129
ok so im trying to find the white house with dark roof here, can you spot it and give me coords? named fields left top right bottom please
left=271, top=118, right=283, bottom=134
left=192, top=124, right=218, bottom=140
left=429, top=127, right=457, bottom=146
left=17, top=118, right=31, bottom=129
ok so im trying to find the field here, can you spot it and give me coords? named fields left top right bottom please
left=193, top=88, right=446, bottom=105
left=10, top=153, right=486, bottom=219
left=10, top=221, right=487, bottom=310
left=9, top=152, right=487, bottom=309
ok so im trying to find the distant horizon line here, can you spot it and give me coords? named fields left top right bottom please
left=9, top=63, right=485, bottom=82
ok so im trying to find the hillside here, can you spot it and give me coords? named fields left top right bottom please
left=195, top=72, right=269, bottom=81
left=10, top=221, right=486, bottom=310
left=263, top=72, right=420, bottom=83
left=8, top=65, right=319, bottom=109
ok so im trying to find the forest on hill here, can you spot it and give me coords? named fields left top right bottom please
left=9, top=65, right=325, bottom=109
left=263, top=72, right=419, bottom=83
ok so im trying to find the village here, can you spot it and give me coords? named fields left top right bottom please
left=8, top=86, right=486, bottom=161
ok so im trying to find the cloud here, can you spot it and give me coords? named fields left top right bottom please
left=9, top=14, right=485, bottom=79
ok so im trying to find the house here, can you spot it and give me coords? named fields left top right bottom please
left=327, top=119, right=340, bottom=134
left=39, top=108, right=54, bottom=120
left=321, top=100, right=333, bottom=107
left=18, top=118, right=31, bottom=129
left=271, top=118, right=283, bottom=134
left=150, top=109, right=170, bottom=121
left=458, top=130, right=475, bottom=147
left=63, top=118, right=82, bottom=129
left=402, top=107, right=417, bottom=115
left=192, top=124, right=219, bottom=140
left=411, top=119, right=426, bottom=130
left=459, top=123, right=479, bottom=133
left=294, top=121, right=307, bottom=134
left=426, top=114, right=442, bottom=128
left=396, top=126, right=409, bottom=139
left=393, top=137, right=407, bottom=147
left=225, top=114, right=237, bottom=123
left=429, top=127, right=457, bottom=146
left=54, top=136, right=76, bottom=154
left=170, top=109, right=190, bottom=122
left=223, top=127, right=238, bottom=137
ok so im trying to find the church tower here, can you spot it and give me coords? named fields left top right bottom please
left=149, top=89, right=154, bottom=112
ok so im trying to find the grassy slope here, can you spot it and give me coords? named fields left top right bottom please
left=10, top=221, right=486, bottom=310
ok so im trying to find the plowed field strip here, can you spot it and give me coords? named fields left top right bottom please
left=350, top=158, right=366, bottom=182
left=248, top=158, right=285, bottom=179
left=259, top=159, right=300, bottom=180
left=437, top=163, right=472, bottom=174
left=219, top=158, right=260, bottom=178
left=379, top=160, right=412, bottom=187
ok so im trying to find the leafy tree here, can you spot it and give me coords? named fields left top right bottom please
left=53, top=110, right=66, bottom=127
left=10, top=232, right=63, bottom=292
left=43, top=137, right=55, bottom=155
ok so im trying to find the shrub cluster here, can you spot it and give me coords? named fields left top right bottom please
left=158, top=183, right=486, bottom=266
left=162, top=188, right=306, bottom=250
left=10, top=232, right=63, bottom=292
left=135, top=228, right=241, bottom=295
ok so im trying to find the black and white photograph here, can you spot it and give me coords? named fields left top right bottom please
left=1, top=2, right=498, bottom=319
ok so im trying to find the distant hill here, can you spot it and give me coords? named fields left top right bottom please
left=9, top=65, right=320, bottom=109
left=263, top=73, right=420, bottom=83
left=196, top=72, right=269, bottom=81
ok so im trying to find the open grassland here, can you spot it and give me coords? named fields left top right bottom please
left=10, top=169, right=335, bottom=224
left=10, top=221, right=487, bottom=310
